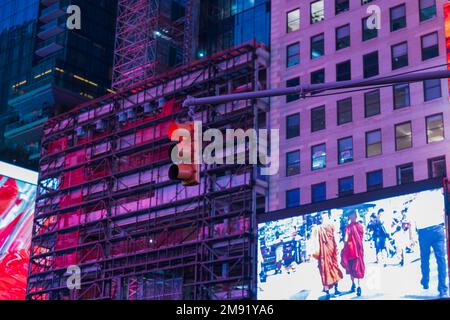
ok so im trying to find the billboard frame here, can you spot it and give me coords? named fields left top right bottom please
left=259, top=178, right=446, bottom=224
left=257, top=177, right=450, bottom=300
left=0, top=161, right=38, bottom=186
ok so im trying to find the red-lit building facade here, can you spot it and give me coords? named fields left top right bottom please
left=26, top=42, right=269, bottom=300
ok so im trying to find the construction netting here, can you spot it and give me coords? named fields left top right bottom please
left=47, top=137, right=67, bottom=155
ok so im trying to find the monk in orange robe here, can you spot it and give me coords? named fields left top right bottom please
left=312, top=212, right=343, bottom=298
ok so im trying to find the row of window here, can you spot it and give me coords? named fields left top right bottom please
left=286, top=80, right=442, bottom=138
left=285, top=113, right=445, bottom=176
left=287, top=0, right=436, bottom=33
left=286, top=155, right=447, bottom=207
left=287, top=29, right=439, bottom=70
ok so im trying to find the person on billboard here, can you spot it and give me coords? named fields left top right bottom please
left=370, top=209, right=389, bottom=267
left=311, top=212, right=343, bottom=299
left=409, top=192, right=449, bottom=298
left=391, top=211, right=411, bottom=266
left=292, top=226, right=302, bottom=265
left=401, top=208, right=417, bottom=254
left=273, top=231, right=284, bottom=274
left=367, top=213, right=378, bottom=249
left=341, top=211, right=365, bottom=297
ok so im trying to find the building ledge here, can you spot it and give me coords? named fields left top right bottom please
left=40, top=6, right=65, bottom=23
left=38, top=24, right=64, bottom=40
left=35, top=42, right=63, bottom=58
left=41, top=0, right=59, bottom=6
left=4, top=117, right=49, bottom=139
left=29, top=152, right=41, bottom=161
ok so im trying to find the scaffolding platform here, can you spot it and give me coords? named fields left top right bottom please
left=27, top=42, right=269, bottom=300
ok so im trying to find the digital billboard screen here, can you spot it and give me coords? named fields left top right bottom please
left=0, top=162, right=38, bottom=300
left=258, top=189, right=449, bottom=300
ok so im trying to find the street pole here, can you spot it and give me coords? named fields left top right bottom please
left=183, top=69, right=450, bottom=107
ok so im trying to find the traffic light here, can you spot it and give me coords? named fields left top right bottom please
left=167, top=122, right=200, bottom=186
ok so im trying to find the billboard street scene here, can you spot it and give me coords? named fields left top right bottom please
left=258, top=189, right=449, bottom=300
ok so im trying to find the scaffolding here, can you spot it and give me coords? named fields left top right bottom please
left=27, top=42, right=270, bottom=300
left=112, top=0, right=195, bottom=89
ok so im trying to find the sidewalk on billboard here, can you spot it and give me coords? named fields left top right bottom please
left=259, top=243, right=447, bottom=300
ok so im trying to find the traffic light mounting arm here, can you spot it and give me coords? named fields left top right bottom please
left=183, top=70, right=450, bottom=108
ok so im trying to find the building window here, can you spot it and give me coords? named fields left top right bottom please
left=423, top=79, right=441, bottom=101
left=286, top=113, right=300, bottom=139
left=364, top=89, right=380, bottom=117
left=428, top=156, right=447, bottom=178
left=395, top=122, right=412, bottom=151
left=311, top=33, right=325, bottom=59
left=366, top=129, right=382, bottom=157
left=420, top=0, right=436, bottom=22
left=312, top=182, right=326, bottom=203
left=367, top=170, right=383, bottom=191
left=311, top=106, right=326, bottom=132
left=336, top=24, right=350, bottom=50
left=362, top=0, right=374, bottom=4
left=312, top=143, right=326, bottom=170
left=336, top=60, right=351, bottom=82
left=336, top=0, right=349, bottom=15
left=397, top=163, right=414, bottom=185
left=393, top=84, right=410, bottom=109
left=287, top=9, right=300, bottom=33
left=286, top=77, right=300, bottom=102
left=311, top=0, right=325, bottom=24
left=338, top=137, right=354, bottom=164
left=311, top=69, right=325, bottom=95
left=421, top=32, right=439, bottom=61
left=363, top=51, right=379, bottom=78
left=311, top=69, right=325, bottom=84
left=339, top=176, right=354, bottom=197
left=286, top=150, right=301, bottom=176
left=286, top=188, right=300, bottom=208
left=287, top=42, right=300, bottom=67
left=390, top=4, right=406, bottom=32
left=362, top=16, right=377, bottom=41
left=337, top=98, right=352, bottom=125
left=426, top=113, right=444, bottom=143
left=391, top=42, right=408, bottom=70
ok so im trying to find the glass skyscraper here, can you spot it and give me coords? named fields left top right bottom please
left=0, top=0, right=39, bottom=163
left=198, top=0, right=270, bottom=57
left=0, top=0, right=117, bottom=170
left=0, top=0, right=39, bottom=112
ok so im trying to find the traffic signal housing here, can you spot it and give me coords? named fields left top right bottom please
left=167, top=122, right=200, bottom=186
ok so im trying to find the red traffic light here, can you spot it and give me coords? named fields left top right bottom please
left=167, top=122, right=200, bottom=186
